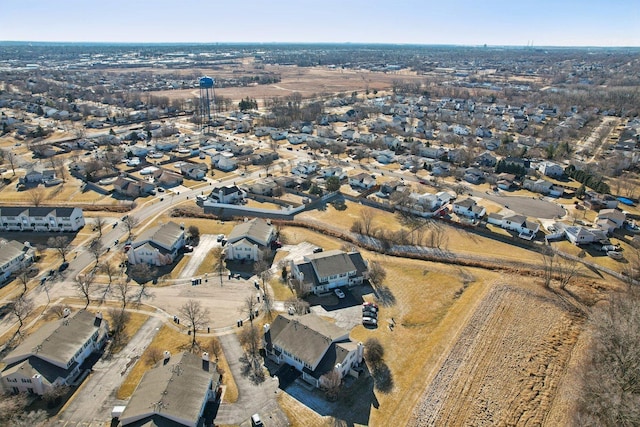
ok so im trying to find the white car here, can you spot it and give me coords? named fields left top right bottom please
left=362, top=316, right=377, bottom=326
left=334, top=288, right=345, bottom=299
left=607, top=251, right=623, bottom=260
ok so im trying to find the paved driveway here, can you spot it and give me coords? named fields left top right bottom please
left=215, top=333, right=289, bottom=426
left=180, top=234, right=220, bottom=279
left=55, top=316, right=163, bottom=426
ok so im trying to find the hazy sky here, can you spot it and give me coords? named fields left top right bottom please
left=1, top=0, right=639, bottom=46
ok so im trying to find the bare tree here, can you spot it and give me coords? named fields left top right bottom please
left=107, top=307, right=130, bottom=352
left=541, top=248, right=555, bottom=289
left=285, top=297, right=310, bottom=315
left=73, top=273, right=96, bottom=309
left=145, top=346, right=163, bottom=365
left=15, top=267, right=31, bottom=295
left=574, top=288, right=640, bottom=426
left=207, top=337, right=223, bottom=361
left=320, top=368, right=342, bottom=401
left=88, top=239, right=104, bottom=265
left=98, top=262, right=118, bottom=287
left=368, top=260, right=387, bottom=288
left=3, top=149, right=17, bottom=175
left=113, top=280, right=132, bottom=311
left=364, top=337, right=385, bottom=367
left=48, top=236, right=71, bottom=263
left=129, top=263, right=153, bottom=285
left=28, top=187, right=46, bottom=207
left=93, top=216, right=106, bottom=238
left=211, top=247, right=225, bottom=286
left=179, top=300, right=210, bottom=348
left=243, top=295, right=258, bottom=324
left=361, top=207, right=376, bottom=236
left=187, top=225, right=200, bottom=241
left=122, top=215, right=139, bottom=239
left=48, top=304, right=69, bottom=318
left=239, top=322, right=261, bottom=359
left=10, top=294, right=34, bottom=337
left=557, top=256, right=580, bottom=290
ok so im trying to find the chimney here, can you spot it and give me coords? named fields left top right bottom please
left=63, top=308, right=71, bottom=318
left=202, top=352, right=209, bottom=362
left=96, top=311, right=103, bottom=320
left=163, top=351, right=171, bottom=361
left=263, top=323, right=270, bottom=333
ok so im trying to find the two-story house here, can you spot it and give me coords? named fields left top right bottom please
left=0, top=240, right=35, bottom=283
left=0, top=207, right=85, bottom=232
left=264, top=314, right=364, bottom=389
left=225, top=218, right=276, bottom=262
left=289, top=250, right=368, bottom=295
left=1, top=310, right=109, bottom=396
left=207, top=185, right=246, bottom=204
left=452, top=198, right=486, bottom=220
left=119, top=351, right=221, bottom=427
left=127, top=221, right=185, bottom=266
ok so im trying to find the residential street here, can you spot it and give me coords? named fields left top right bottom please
left=54, top=316, right=163, bottom=426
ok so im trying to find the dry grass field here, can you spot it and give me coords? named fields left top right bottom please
left=116, top=324, right=238, bottom=403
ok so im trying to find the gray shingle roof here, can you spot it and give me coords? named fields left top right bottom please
left=266, top=314, right=348, bottom=370
left=134, top=222, right=183, bottom=251
left=120, top=352, right=219, bottom=426
left=306, top=250, right=357, bottom=279
left=3, top=310, right=107, bottom=368
left=227, top=218, right=274, bottom=247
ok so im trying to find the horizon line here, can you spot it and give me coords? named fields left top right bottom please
left=1, top=40, right=639, bottom=49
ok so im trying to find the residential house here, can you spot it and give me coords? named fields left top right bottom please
left=496, top=173, right=517, bottom=190
left=264, top=314, right=364, bottom=389
left=1, top=311, right=108, bottom=396
left=452, top=198, right=486, bottom=219
left=463, top=168, right=485, bottom=184
left=489, top=214, right=540, bottom=240
left=289, top=250, right=368, bottom=295
left=523, top=179, right=564, bottom=197
left=225, top=218, right=276, bottom=262
left=539, top=161, right=564, bottom=178
left=292, top=162, right=319, bottom=177
left=244, top=180, right=278, bottom=196
left=210, top=153, right=238, bottom=172
left=127, top=221, right=185, bottom=266
left=270, top=130, right=288, bottom=141
left=431, top=161, right=451, bottom=176
left=584, top=192, right=619, bottom=211
left=374, top=149, right=396, bottom=164
left=474, top=151, right=497, bottom=167
left=420, top=146, right=446, bottom=159
left=20, top=169, right=56, bottom=185
left=113, top=176, right=154, bottom=198
left=0, top=206, right=85, bottom=232
left=348, top=173, right=377, bottom=189
left=596, top=209, right=626, bottom=230
left=320, top=167, right=346, bottom=180
left=152, top=169, right=183, bottom=188
left=563, top=226, right=607, bottom=245
left=180, top=163, right=208, bottom=180
left=119, top=351, right=221, bottom=427
left=0, top=240, right=35, bottom=283
left=208, top=185, right=246, bottom=204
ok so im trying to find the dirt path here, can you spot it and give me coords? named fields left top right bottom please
left=410, top=285, right=582, bottom=426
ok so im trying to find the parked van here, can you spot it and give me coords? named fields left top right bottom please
left=251, top=413, right=264, bottom=427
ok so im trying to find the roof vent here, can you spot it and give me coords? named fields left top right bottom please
left=202, top=352, right=209, bottom=361
left=163, top=350, right=171, bottom=360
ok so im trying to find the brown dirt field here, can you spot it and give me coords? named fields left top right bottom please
left=151, top=64, right=425, bottom=103
left=409, top=284, right=583, bottom=426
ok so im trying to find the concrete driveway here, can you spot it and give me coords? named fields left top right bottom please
left=180, top=234, right=220, bottom=279
left=215, top=333, right=289, bottom=426
left=55, top=316, right=163, bottom=426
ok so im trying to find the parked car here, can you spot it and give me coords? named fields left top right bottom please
left=157, top=187, right=165, bottom=192
left=251, top=413, right=264, bottom=427
left=334, top=288, right=345, bottom=299
left=217, top=234, right=225, bottom=242
left=313, top=247, right=323, bottom=253
left=600, top=244, right=620, bottom=252
left=363, top=307, right=378, bottom=318
left=58, top=262, right=69, bottom=272
left=363, top=302, right=379, bottom=310
left=362, top=316, right=378, bottom=326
